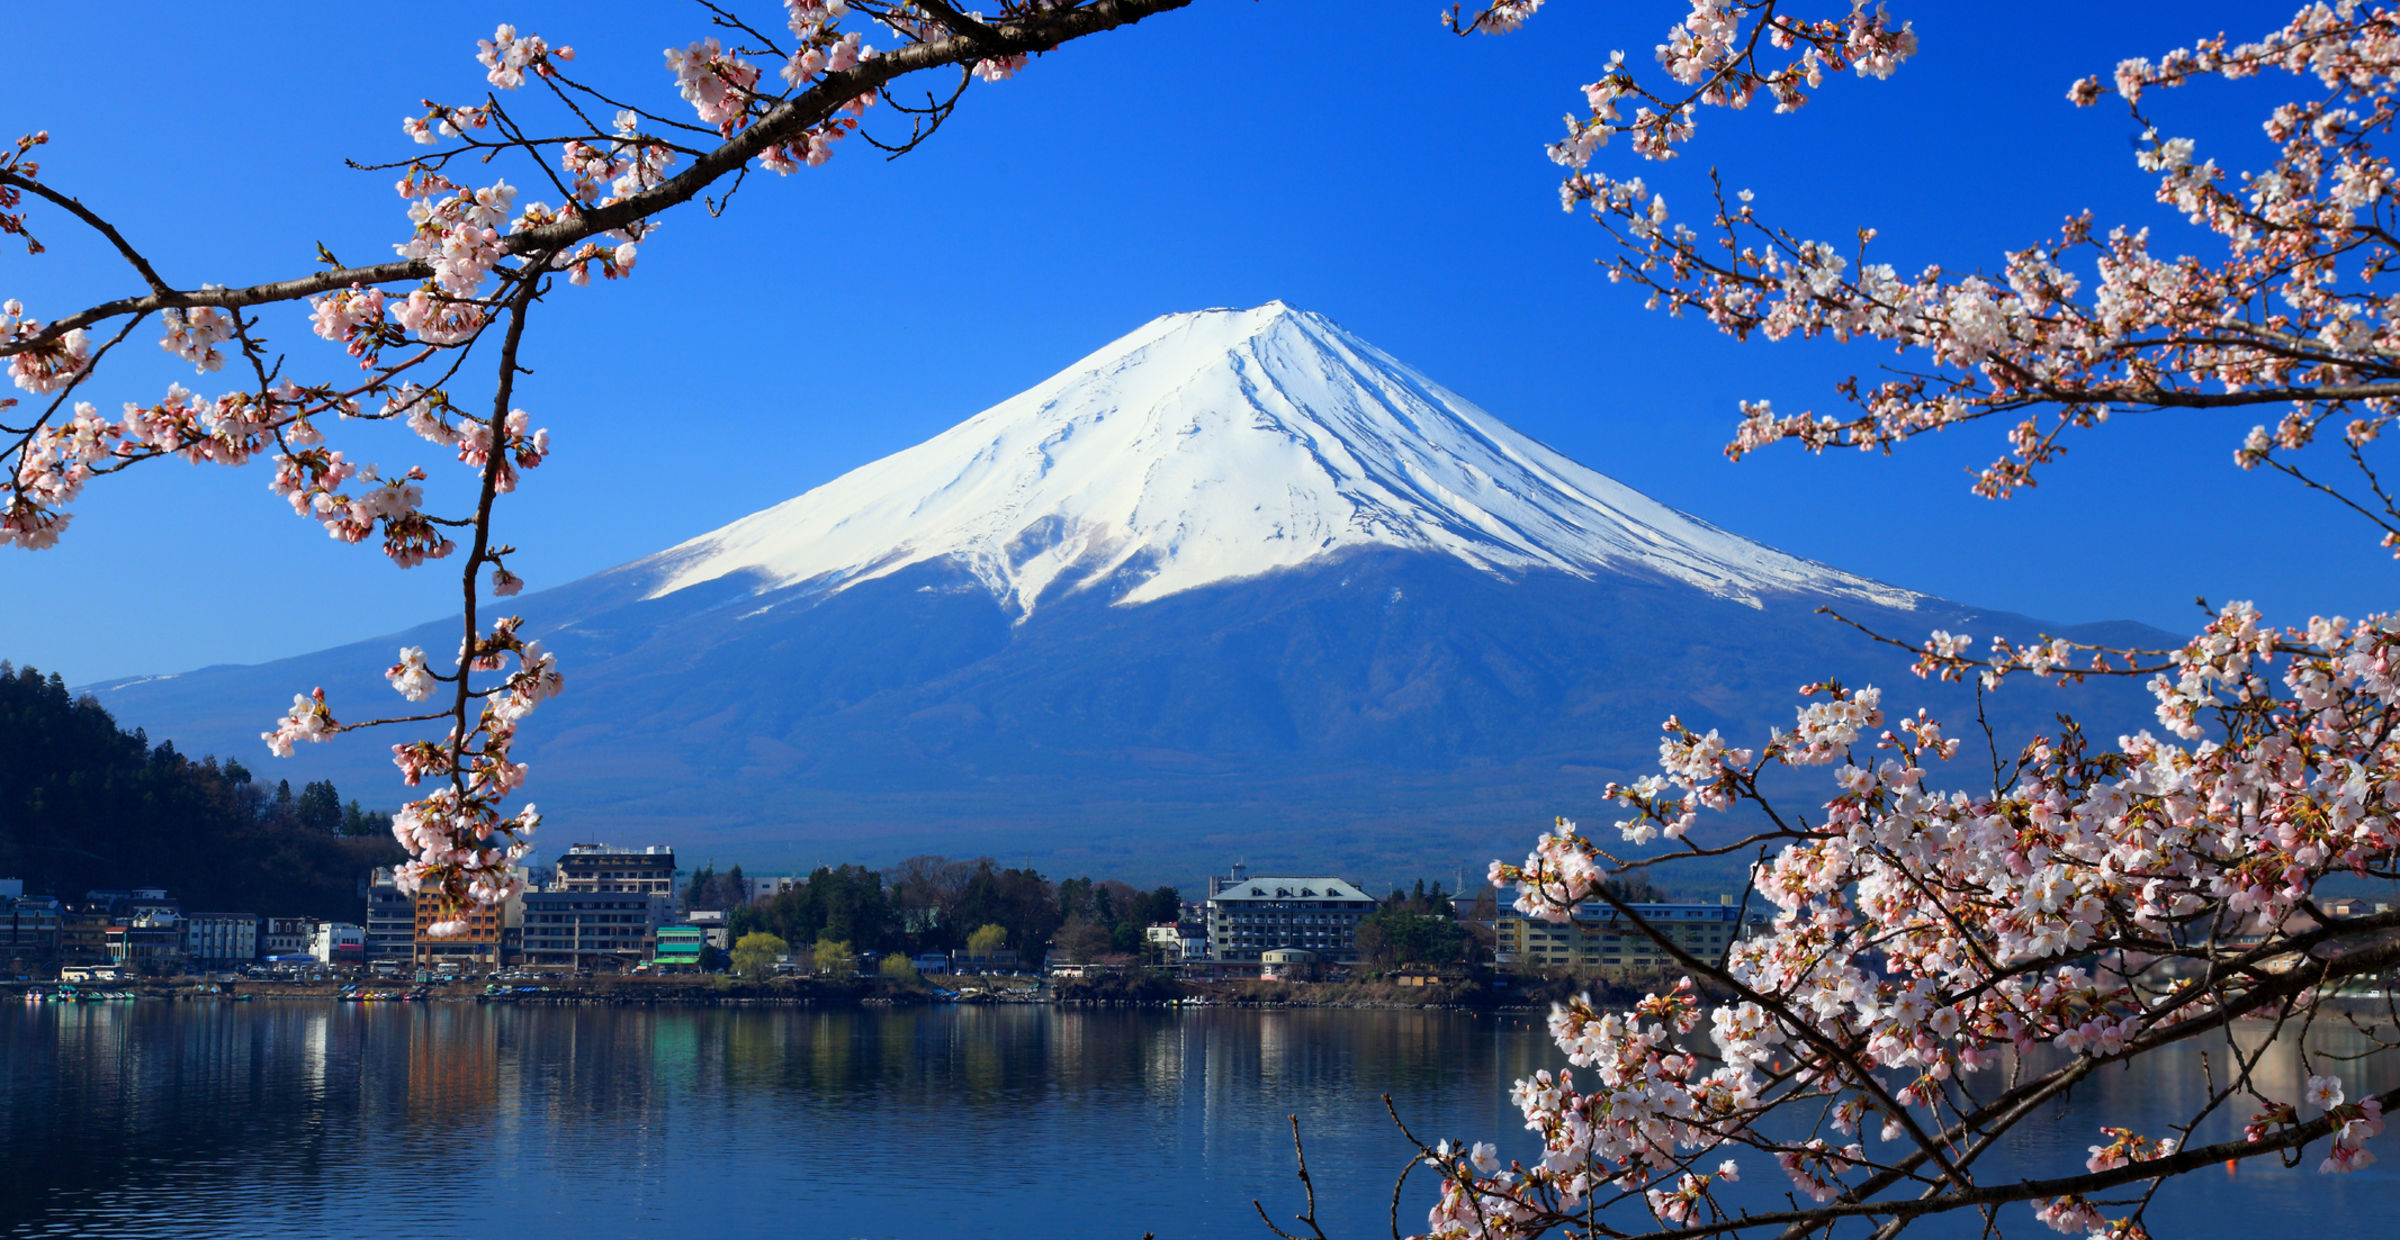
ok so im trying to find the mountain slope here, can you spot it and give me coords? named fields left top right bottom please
left=632, top=302, right=1920, bottom=615
left=88, top=305, right=2171, bottom=884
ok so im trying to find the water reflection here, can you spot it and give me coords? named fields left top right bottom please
left=0, top=1003, right=2387, bottom=1239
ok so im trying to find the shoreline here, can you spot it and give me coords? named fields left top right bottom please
left=7, top=975, right=1557, bottom=1013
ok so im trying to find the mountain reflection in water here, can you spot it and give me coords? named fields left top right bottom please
left=1, top=1004, right=2391, bottom=1238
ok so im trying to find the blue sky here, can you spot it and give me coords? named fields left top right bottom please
left=1, top=0, right=2381, bottom=686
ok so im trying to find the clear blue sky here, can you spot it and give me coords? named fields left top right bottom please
left=1, top=1, right=2380, bottom=686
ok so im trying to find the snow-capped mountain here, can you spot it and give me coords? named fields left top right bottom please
left=89, top=304, right=2160, bottom=882
left=634, top=301, right=1918, bottom=616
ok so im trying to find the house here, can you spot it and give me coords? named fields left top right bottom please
left=261, top=916, right=314, bottom=957
left=957, top=947, right=1019, bottom=974
left=1259, top=947, right=1320, bottom=981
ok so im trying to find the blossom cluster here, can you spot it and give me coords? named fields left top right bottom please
left=1447, top=597, right=2398, bottom=1237
left=0, top=2, right=1303, bottom=931
left=1528, top=1, right=1915, bottom=165
left=1517, top=2, right=2400, bottom=523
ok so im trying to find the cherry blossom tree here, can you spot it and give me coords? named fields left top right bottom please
left=0, top=0, right=1191, bottom=932
left=1360, top=4, right=2400, bottom=1238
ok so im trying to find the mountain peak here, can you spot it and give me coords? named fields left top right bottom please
left=636, top=303, right=1919, bottom=616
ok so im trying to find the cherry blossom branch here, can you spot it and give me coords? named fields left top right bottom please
left=0, top=162, right=170, bottom=295
left=5, top=0, right=1201, bottom=918
left=0, top=0, right=1194, bottom=354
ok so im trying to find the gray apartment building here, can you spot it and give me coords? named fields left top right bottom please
left=521, top=890, right=668, bottom=970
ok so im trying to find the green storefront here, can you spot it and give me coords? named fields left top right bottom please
left=652, top=925, right=706, bottom=970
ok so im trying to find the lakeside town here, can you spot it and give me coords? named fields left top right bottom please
left=0, top=844, right=1774, bottom=997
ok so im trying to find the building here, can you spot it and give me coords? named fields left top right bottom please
left=652, top=924, right=707, bottom=970
left=1146, top=921, right=1208, bottom=962
left=521, top=890, right=666, bottom=970
left=1145, top=923, right=1184, bottom=960
left=556, top=844, right=678, bottom=899
left=59, top=906, right=113, bottom=964
left=364, top=871, right=416, bottom=962
left=107, top=905, right=184, bottom=970
left=182, top=912, right=259, bottom=969
left=749, top=875, right=802, bottom=903
left=1, top=890, right=61, bottom=962
left=685, top=908, right=731, bottom=951
left=412, top=890, right=521, bottom=970
left=261, top=916, right=314, bottom=957
left=311, top=922, right=366, bottom=966
left=1260, top=947, right=1320, bottom=981
left=957, top=946, right=1019, bottom=973
left=1494, top=896, right=1766, bottom=980
left=1203, top=865, right=1377, bottom=965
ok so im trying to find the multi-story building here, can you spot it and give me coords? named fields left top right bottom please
left=1, top=890, right=61, bottom=962
left=412, top=890, right=521, bottom=970
left=749, top=875, right=801, bottom=904
left=652, top=924, right=706, bottom=970
left=520, top=890, right=666, bottom=970
left=311, top=922, right=366, bottom=966
left=1203, top=866, right=1377, bottom=965
left=182, top=912, right=259, bottom=969
left=685, top=908, right=730, bottom=951
left=59, top=906, right=113, bottom=964
left=364, top=870, right=416, bottom=963
left=261, top=916, right=314, bottom=957
left=556, top=844, right=678, bottom=899
left=107, top=905, right=184, bottom=970
left=1494, top=896, right=1766, bottom=980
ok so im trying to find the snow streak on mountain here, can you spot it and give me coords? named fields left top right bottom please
left=637, top=301, right=1920, bottom=616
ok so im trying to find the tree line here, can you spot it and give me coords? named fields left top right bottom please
left=699, top=856, right=1180, bottom=967
left=0, top=662, right=401, bottom=919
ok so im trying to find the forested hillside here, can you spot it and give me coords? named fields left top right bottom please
left=0, top=663, right=399, bottom=918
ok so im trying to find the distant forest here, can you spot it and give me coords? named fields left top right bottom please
left=0, top=662, right=400, bottom=919
left=714, top=857, right=1185, bottom=963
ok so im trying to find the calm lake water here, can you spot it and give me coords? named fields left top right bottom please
left=1, top=1001, right=2392, bottom=1238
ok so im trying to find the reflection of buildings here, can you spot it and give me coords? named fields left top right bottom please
left=408, top=1008, right=500, bottom=1116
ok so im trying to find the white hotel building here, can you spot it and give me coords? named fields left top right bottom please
left=1203, top=865, right=1377, bottom=965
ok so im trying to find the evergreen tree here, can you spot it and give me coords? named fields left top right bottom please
left=0, top=662, right=400, bottom=917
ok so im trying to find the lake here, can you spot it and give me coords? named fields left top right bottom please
left=1, top=1001, right=2392, bottom=1238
